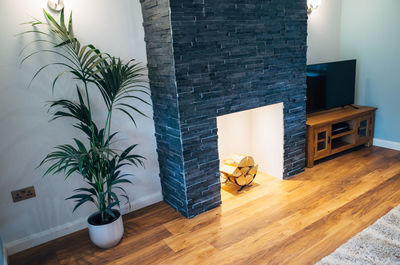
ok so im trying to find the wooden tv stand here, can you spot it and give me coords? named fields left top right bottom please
left=306, top=105, right=377, bottom=167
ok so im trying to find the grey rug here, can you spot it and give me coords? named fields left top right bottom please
left=316, top=205, right=400, bottom=265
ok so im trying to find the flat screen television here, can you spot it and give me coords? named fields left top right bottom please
left=306, top=59, right=356, bottom=113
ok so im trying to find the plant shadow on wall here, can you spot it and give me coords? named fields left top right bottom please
left=20, top=9, right=150, bottom=249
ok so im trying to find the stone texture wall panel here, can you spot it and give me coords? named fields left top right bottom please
left=141, top=0, right=307, bottom=218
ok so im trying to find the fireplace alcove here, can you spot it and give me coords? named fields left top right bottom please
left=217, top=103, right=284, bottom=180
left=140, top=0, right=308, bottom=218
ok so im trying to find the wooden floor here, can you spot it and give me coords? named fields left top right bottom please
left=9, top=146, right=400, bottom=265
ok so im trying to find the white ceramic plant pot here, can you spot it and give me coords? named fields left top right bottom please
left=87, top=210, right=124, bottom=249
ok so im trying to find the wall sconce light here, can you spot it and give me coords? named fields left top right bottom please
left=47, top=0, right=64, bottom=12
left=307, top=0, right=322, bottom=15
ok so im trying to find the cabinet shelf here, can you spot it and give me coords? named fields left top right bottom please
left=306, top=105, right=377, bottom=168
left=331, top=138, right=352, bottom=150
left=331, top=129, right=354, bottom=139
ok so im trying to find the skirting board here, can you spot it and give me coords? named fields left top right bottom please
left=1, top=237, right=8, bottom=265
left=373, top=138, right=400, bottom=151
left=5, top=192, right=163, bottom=256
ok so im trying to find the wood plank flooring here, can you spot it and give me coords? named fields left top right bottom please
left=9, top=146, right=400, bottom=265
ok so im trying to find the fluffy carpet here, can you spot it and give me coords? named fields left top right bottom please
left=316, top=205, right=400, bottom=265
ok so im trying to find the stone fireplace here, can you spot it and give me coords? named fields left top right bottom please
left=140, top=0, right=308, bottom=218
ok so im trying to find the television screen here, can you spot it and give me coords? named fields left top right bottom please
left=306, top=60, right=356, bottom=113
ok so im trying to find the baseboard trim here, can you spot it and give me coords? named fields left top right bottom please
left=5, top=192, right=163, bottom=256
left=1, top=237, right=8, bottom=265
left=373, top=138, right=400, bottom=151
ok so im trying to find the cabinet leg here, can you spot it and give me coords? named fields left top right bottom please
left=306, top=159, right=314, bottom=168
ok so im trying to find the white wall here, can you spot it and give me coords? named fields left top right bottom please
left=217, top=103, right=284, bottom=179
left=340, top=0, right=400, bottom=145
left=217, top=113, right=252, bottom=162
left=307, top=0, right=343, bottom=64
left=0, top=0, right=162, bottom=254
left=250, top=103, right=284, bottom=179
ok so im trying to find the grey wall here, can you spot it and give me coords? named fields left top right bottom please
left=0, top=0, right=162, bottom=254
left=341, top=0, right=400, bottom=144
left=307, top=0, right=342, bottom=64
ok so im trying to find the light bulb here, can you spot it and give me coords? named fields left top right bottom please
left=47, top=0, right=64, bottom=12
left=307, top=0, right=322, bottom=15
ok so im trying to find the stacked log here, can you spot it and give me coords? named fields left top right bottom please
left=220, top=154, right=258, bottom=187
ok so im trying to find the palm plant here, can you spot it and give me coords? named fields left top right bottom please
left=22, top=9, right=150, bottom=224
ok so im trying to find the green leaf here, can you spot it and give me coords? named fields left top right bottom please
left=72, top=197, right=94, bottom=212
left=78, top=45, right=88, bottom=61
left=116, top=108, right=137, bottom=127
left=73, top=138, right=87, bottom=153
left=119, top=144, right=137, bottom=160
left=88, top=44, right=100, bottom=55
left=60, top=8, right=66, bottom=31
left=115, top=95, right=151, bottom=106
left=106, top=201, right=119, bottom=210
left=74, top=188, right=97, bottom=196
left=109, top=192, right=119, bottom=206
left=43, top=9, right=63, bottom=32
left=28, top=62, right=76, bottom=89
left=51, top=71, right=68, bottom=92
left=112, top=179, right=132, bottom=186
left=68, top=11, right=73, bottom=32
left=117, top=103, right=148, bottom=118
left=105, top=209, right=117, bottom=220
left=66, top=193, right=92, bottom=200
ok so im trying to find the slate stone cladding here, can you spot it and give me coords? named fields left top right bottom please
left=140, top=0, right=308, bottom=218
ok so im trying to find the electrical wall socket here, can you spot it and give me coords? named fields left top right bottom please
left=11, top=186, right=36, bottom=202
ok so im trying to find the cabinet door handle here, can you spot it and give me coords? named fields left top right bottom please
left=328, top=136, right=331, bottom=144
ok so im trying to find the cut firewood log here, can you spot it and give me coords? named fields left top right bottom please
left=235, top=175, right=247, bottom=186
left=223, top=154, right=255, bottom=168
left=248, top=164, right=258, bottom=176
left=245, top=174, right=255, bottom=185
left=240, top=167, right=250, bottom=175
left=220, top=164, right=242, bottom=177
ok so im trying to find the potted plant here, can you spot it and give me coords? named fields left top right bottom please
left=21, top=9, right=150, bottom=248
